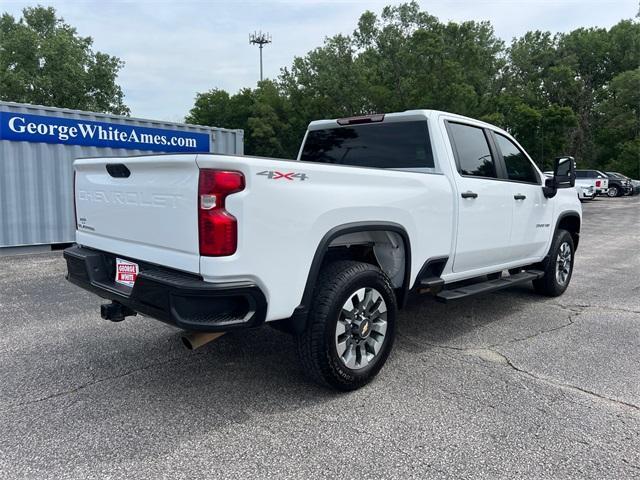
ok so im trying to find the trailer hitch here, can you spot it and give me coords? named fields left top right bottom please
left=100, top=302, right=137, bottom=322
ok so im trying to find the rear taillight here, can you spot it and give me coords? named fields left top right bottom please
left=198, top=169, right=245, bottom=256
left=596, top=180, right=601, bottom=187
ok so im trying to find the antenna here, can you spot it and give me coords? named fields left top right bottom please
left=249, top=31, right=272, bottom=82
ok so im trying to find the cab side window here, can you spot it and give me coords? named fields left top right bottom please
left=494, top=133, right=539, bottom=184
left=447, top=123, right=497, bottom=178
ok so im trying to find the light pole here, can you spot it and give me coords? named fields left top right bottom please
left=249, top=31, right=272, bottom=82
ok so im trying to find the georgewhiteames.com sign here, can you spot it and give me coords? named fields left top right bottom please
left=0, top=111, right=210, bottom=153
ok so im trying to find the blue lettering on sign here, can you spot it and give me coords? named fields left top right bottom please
left=0, top=112, right=210, bottom=153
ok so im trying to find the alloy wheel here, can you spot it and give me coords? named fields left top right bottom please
left=335, top=287, right=387, bottom=370
left=555, top=242, right=572, bottom=286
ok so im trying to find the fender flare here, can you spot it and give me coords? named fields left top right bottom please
left=538, top=211, right=581, bottom=270
left=288, top=221, right=412, bottom=333
left=554, top=211, right=581, bottom=250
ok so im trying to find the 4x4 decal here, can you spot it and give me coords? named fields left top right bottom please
left=257, top=170, right=308, bottom=181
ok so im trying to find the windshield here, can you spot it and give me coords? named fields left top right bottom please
left=300, top=121, right=434, bottom=169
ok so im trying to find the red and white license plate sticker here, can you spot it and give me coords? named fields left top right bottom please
left=115, top=258, right=139, bottom=287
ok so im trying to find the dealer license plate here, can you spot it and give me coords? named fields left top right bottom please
left=115, top=258, right=139, bottom=287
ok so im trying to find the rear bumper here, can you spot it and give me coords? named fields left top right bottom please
left=64, top=245, right=267, bottom=332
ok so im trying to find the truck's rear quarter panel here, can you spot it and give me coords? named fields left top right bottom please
left=196, top=154, right=454, bottom=320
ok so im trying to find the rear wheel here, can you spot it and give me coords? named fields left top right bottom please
left=533, top=229, right=574, bottom=297
left=296, top=261, right=397, bottom=391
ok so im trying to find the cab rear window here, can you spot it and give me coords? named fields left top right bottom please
left=300, top=121, right=434, bottom=169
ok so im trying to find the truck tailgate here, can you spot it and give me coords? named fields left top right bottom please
left=74, top=154, right=200, bottom=274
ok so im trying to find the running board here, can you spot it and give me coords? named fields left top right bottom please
left=435, top=270, right=544, bottom=303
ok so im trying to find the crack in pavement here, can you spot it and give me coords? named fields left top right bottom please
left=552, top=302, right=640, bottom=315
left=492, top=349, right=640, bottom=413
left=398, top=304, right=579, bottom=353
left=399, top=302, right=640, bottom=413
left=412, top=338, right=640, bottom=414
left=1, top=351, right=206, bottom=412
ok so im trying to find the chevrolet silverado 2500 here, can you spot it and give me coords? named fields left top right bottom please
left=65, top=110, right=581, bottom=390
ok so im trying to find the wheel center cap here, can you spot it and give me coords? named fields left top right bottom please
left=352, top=317, right=371, bottom=339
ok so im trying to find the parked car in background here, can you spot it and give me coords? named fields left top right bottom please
left=575, top=170, right=609, bottom=196
left=605, top=172, right=635, bottom=196
left=577, top=185, right=597, bottom=201
left=631, top=179, right=640, bottom=195
left=544, top=171, right=595, bottom=201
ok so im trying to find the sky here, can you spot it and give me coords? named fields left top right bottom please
left=3, top=0, right=638, bottom=122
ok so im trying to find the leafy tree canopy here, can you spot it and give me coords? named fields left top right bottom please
left=0, top=6, right=129, bottom=115
left=186, top=2, right=639, bottom=176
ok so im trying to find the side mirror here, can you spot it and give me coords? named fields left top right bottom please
left=554, top=156, right=575, bottom=188
left=543, top=156, right=575, bottom=198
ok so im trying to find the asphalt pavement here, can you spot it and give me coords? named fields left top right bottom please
left=1, top=196, right=639, bottom=479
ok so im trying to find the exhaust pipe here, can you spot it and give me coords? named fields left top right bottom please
left=181, top=331, right=225, bottom=350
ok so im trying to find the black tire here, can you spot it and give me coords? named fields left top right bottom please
left=533, top=229, right=575, bottom=297
left=608, top=186, right=619, bottom=197
left=296, top=260, right=397, bottom=391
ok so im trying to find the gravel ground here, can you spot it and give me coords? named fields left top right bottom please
left=1, top=196, right=638, bottom=479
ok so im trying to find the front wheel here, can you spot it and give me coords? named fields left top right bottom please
left=607, top=186, right=619, bottom=197
left=533, top=229, right=575, bottom=297
left=296, top=260, right=397, bottom=391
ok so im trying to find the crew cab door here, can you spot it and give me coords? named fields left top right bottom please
left=446, top=121, right=513, bottom=273
left=490, top=132, right=553, bottom=260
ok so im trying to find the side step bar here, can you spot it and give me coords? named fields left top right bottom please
left=435, top=270, right=544, bottom=303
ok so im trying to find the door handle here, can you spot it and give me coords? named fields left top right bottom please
left=461, top=191, right=478, bottom=199
left=514, top=194, right=526, bottom=200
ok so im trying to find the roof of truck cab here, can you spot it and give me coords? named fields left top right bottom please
left=307, top=109, right=509, bottom=136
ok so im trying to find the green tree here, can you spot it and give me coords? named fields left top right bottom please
left=277, top=1, right=505, bottom=154
left=597, top=69, right=640, bottom=177
left=186, top=1, right=638, bottom=170
left=187, top=81, right=296, bottom=157
left=0, top=6, right=128, bottom=114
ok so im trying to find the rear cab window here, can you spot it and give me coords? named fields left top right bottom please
left=299, top=121, right=435, bottom=171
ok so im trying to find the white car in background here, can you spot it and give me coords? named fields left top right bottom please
left=544, top=171, right=596, bottom=201
left=575, top=169, right=609, bottom=196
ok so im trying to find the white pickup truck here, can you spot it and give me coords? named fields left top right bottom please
left=65, top=110, right=581, bottom=390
